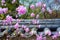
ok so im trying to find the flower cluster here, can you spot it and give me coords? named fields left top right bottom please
left=3, top=15, right=13, bottom=25
left=16, top=6, right=27, bottom=15
left=1, top=0, right=6, bottom=6
left=0, top=8, right=8, bottom=14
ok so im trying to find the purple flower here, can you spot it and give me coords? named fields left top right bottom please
left=48, top=9, right=52, bottom=14
left=1, top=0, right=5, bottom=4
left=20, top=34, right=25, bottom=37
left=30, top=4, right=35, bottom=10
left=3, top=8, right=8, bottom=14
left=17, top=19, right=21, bottom=23
left=32, top=19, right=39, bottom=24
left=30, top=13, right=35, bottom=17
left=12, top=0, right=16, bottom=3
left=6, top=15, right=13, bottom=21
left=14, top=23, right=19, bottom=29
left=42, top=4, right=46, bottom=8
left=1, top=0, right=6, bottom=6
left=36, top=2, right=42, bottom=7
left=29, top=30, right=36, bottom=35
left=3, top=20, right=7, bottom=25
left=1, top=3, right=6, bottom=6
left=32, top=19, right=37, bottom=24
left=37, top=25, right=41, bottom=28
left=21, top=25, right=27, bottom=29
left=43, top=37, right=46, bottom=40
left=36, top=14, right=39, bottom=18
left=16, top=6, right=27, bottom=15
left=0, top=8, right=3, bottom=14
left=41, top=7, right=45, bottom=12
left=24, top=28, right=29, bottom=32
left=44, top=28, right=51, bottom=36
left=6, top=15, right=13, bottom=25
left=36, top=35, right=43, bottom=40
left=44, top=29, right=51, bottom=36
left=52, top=34, right=57, bottom=39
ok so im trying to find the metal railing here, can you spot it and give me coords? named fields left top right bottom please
left=0, top=19, right=60, bottom=38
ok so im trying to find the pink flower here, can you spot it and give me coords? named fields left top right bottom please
left=1, top=0, right=5, bottom=4
left=0, top=8, right=3, bottom=14
left=44, top=29, right=51, bottom=36
left=30, top=4, right=35, bottom=10
left=16, top=6, right=27, bottom=15
left=30, top=13, right=35, bottom=17
left=3, top=8, right=8, bottom=14
left=29, top=30, right=37, bottom=35
left=20, top=34, right=25, bottom=37
left=32, top=19, right=39, bottom=24
left=41, top=7, right=45, bottom=12
left=6, top=15, right=13, bottom=22
left=17, top=19, right=21, bottom=23
left=37, top=25, right=41, bottom=28
left=1, top=0, right=6, bottom=6
left=21, top=25, right=27, bottom=29
left=3, top=20, right=7, bottom=25
left=48, top=9, right=52, bottom=14
left=36, top=2, right=42, bottom=7
left=52, top=35, right=57, bottom=39
left=32, top=19, right=37, bottom=24
left=24, top=28, right=29, bottom=32
left=14, top=23, right=19, bottom=29
left=36, top=35, right=43, bottom=40
left=12, top=0, right=16, bottom=4
left=6, top=15, right=13, bottom=25
left=43, top=37, right=46, bottom=40
left=42, top=4, right=46, bottom=8
left=36, top=14, right=39, bottom=18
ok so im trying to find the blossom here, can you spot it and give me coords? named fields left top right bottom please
left=41, top=7, right=45, bottom=12
left=16, top=6, right=27, bottom=15
left=17, top=19, right=21, bottom=23
left=57, top=28, right=60, bottom=36
left=14, top=23, right=19, bottom=29
left=21, top=25, right=27, bottom=29
left=37, top=25, right=41, bottom=28
left=3, top=20, right=8, bottom=25
left=5, top=15, right=13, bottom=25
left=0, top=8, right=8, bottom=14
left=12, top=0, right=16, bottom=4
left=48, top=9, right=52, bottom=14
left=29, top=31, right=36, bottom=35
left=36, top=14, right=39, bottom=18
left=20, top=34, right=25, bottom=37
left=36, top=35, right=43, bottom=40
left=30, top=4, right=35, bottom=10
left=42, top=4, right=46, bottom=8
left=0, top=8, right=3, bottom=14
left=30, top=13, right=35, bottom=17
left=3, top=8, right=8, bottom=14
left=52, top=34, right=57, bottom=39
left=36, top=2, right=42, bottom=7
left=1, top=0, right=5, bottom=4
left=43, top=37, right=46, bottom=40
left=44, top=28, right=51, bottom=36
left=32, top=19, right=39, bottom=24
left=6, top=15, right=13, bottom=22
left=1, top=0, right=6, bottom=6
left=24, top=28, right=29, bottom=32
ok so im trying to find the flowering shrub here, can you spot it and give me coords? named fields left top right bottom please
left=0, top=0, right=60, bottom=40
left=0, top=0, right=60, bottom=19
